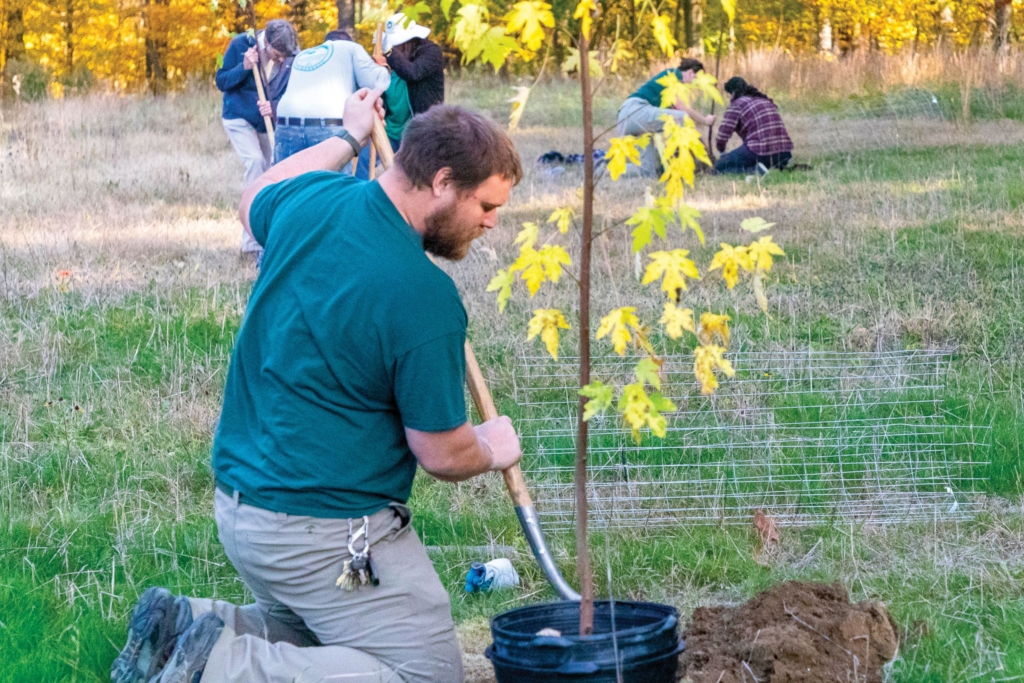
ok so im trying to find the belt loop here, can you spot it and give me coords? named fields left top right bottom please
left=233, top=489, right=240, bottom=506
left=320, top=118, right=326, bottom=128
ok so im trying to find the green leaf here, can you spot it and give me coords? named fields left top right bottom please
left=677, top=203, right=705, bottom=244
left=579, top=381, right=614, bottom=421
left=627, top=206, right=670, bottom=253
left=441, top=0, right=457, bottom=18
left=403, top=1, right=431, bottom=24
left=635, top=357, right=662, bottom=390
left=740, top=216, right=775, bottom=233
left=650, top=391, right=677, bottom=413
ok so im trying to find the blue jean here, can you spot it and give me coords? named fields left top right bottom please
left=355, top=135, right=401, bottom=180
left=714, top=143, right=792, bottom=175
left=273, top=124, right=354, bottom=174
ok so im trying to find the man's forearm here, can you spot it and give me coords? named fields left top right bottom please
left=239, top=136, right=357, bottom=236
left=408, top=422, right=494, bottom=482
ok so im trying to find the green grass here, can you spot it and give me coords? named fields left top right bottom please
left=5, top=86, right=1024, bottom=682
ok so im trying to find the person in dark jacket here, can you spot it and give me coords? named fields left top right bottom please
left=377, top=13, right=444, bottom=114
left=714, top=77, right=793, bottom=175
left=216, top=20, right=299, bottom=254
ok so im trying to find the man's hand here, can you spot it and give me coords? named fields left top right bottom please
left=474, top=416, right=522, bottom=471
left=258, top=100, right=272, bottom=118
left=704, top=114, right=716, bottom=127
left=373, top=54, right=388, bottom=67
left=406, top=416, right=522, bottom=482
left=342, top=88, right=386, bottom=145
left=243, top=47, right=259, bottom=70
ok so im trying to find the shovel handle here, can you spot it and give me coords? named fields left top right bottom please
left=463, top=341, right=532, bottom=507
left=368, top=119, right=532, bottom=509
left=252, top=63, right=276, bottom=150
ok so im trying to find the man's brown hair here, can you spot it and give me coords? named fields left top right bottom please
left=678, top=58, right=705, bottom=73
left=394, top=106, right=523, bottom=192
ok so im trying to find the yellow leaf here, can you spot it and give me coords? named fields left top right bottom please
left=698, top=312, right=731, bottom=347
left=609, top=39, right=635, bottom=73
left=660, top=302, right=696, bottom=340
left=597, top=306, right=640, bottom=356
left=527, top=308, right=570, bottom=360
left=504, top=0, right=554, bottom=51
left=691, top=71, right=725, bottom=107
left=486, top=269, right=514, bottom=312
left=514, top=221, right=539, bottom=250
left=641, top=249, right=700, bottom=299
left=573, top=0, right=597, bottom=40
left=450, top=3, right=490, bottom=52
left=547, top=207, right=575, bottom=233
left=507, top=86, right=531, bottom=131
left=708, top=242, right=753, bottom=288
left=617, top=382, right=676, bottom=441
left=562, top=48, right=603, bottom=78
left=721, top=0, right=736, bottom=25
left=579, top=381, right=613, bottom=421
left=605, top=134, right=650, bottom=181
left=509, top=242, right=571, bottom=296
left=658, top=116, right=711, bottom=202
left=747, top=235, right=785, bottom=273
left=651, top=14, right=677, bottom=56
left=694, top=343, right=735, bottom=395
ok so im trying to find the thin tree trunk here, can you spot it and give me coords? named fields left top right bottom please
left=576, top=32, right=595, bottom=638
left=144, top=0, right=168, bottom=94
left=336, top=0, right=355, bottom=34
left=994, top=0, right=1012, bottom=52
left=63, top=0, right=75, bottom=77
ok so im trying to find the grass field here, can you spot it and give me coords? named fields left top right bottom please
left=4, top=75, right=1024, bottom=681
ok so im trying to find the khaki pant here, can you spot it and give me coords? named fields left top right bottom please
left=195, top=488, right=463, bottom=683
left=221, top=118, right=272, bottom=254
left=616, top=97, right=688, bottom=177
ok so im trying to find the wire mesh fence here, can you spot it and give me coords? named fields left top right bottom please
left=514, top=349, right=988, bottom=530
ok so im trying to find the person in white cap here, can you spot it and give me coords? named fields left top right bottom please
left=375, top=12, right=445, bottom=114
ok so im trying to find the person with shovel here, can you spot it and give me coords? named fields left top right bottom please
left=216, top=20, right=300, bottom=256
left=111, top=89, right=524, bottom=683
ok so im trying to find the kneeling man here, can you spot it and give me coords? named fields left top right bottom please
left=112, top=89, right=524, bottom=683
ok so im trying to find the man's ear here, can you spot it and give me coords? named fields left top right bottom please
left=431, top=167, right=454, bottom=198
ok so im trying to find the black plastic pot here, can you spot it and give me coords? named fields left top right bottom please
left=486, top=600, right=683, bottom=682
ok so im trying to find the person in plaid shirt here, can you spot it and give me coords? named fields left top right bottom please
left=714, top=77, right=793, bottom=175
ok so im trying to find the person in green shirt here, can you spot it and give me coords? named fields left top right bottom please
left=111, top=89, right=524, bottom=683
left=617, top=58, right=716, bottom=177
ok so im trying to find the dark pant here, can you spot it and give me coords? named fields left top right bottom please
left=273, top=123, right=354, bottom=173
left=355, top=135, right=401, bottom=180
left=714, top=143, right=792, bottom=175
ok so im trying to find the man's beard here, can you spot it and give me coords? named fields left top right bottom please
left=422, top=201, right=473, bottom=261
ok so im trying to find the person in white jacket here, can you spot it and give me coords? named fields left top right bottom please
left=273, top=35, right=391, bottom=165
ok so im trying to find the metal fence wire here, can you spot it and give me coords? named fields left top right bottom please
left=513, top=349, right=987, bottom=530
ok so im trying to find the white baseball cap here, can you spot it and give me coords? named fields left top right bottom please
left=381, top=12, right=430, bottom=52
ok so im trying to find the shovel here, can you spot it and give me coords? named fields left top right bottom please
left=369, top=122, right=581, bottom=601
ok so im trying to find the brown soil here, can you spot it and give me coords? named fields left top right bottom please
left=678, top=581, right=899, bottom=683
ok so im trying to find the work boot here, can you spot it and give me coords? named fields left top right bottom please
left=112, top=588, right=193, bottom=683
left=151, top=612, right=224, bottom=683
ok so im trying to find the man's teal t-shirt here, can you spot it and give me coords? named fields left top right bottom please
left=629, top=68, right=682, bottom=108
left=212, top=173, right=468, bottom=518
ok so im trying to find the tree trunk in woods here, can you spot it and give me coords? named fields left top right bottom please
left=575, top=31, right=595, bottom=638
left=62, top=0, right=75, bottom=77
left=675, top=0, right=694, bottom=50
left=336, top=0, right=355, bottom=35
left=994, top=0, right=1012, bottom=52
left=1, top=4, right=26, bottom=80
left=691, top=0, right=704, bottom=54
left=143, top=0, right=167, bottom=95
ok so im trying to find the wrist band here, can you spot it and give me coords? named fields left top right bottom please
left=333, top=128, right=362, bottom=157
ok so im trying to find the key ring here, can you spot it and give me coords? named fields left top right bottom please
left=347, top=516, right=370, bottom=559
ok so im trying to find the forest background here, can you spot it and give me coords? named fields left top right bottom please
left=1, top=0, right=1023, bottom=99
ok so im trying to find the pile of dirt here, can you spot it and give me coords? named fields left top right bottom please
left=679, top=581, right=899, bottom=683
